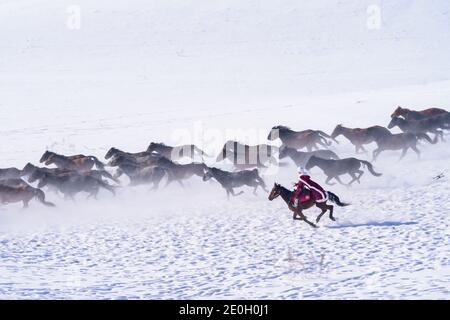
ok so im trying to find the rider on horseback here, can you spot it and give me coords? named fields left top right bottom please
left=291, top=166, right=327, bottom=207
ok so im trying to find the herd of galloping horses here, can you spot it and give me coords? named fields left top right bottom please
left=0, top=106, right=448, bottom=227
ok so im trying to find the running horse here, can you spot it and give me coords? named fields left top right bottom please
left=388, top=116, right=449, bottom=142
left=372, top=132, right=437, bottom=161
left=40, top=151, right=105, bottom=172
left=268, top=126, right=337, bottom=151
left=331, top=124, right=392, bottom=154
left=391, top=106, right=448, bottom=121
left=0, top=184, right=55, bottom=208
left=268, top=183, right=349, bottom=228
left=147, top=142, right=209, bottom=161
left=305, top=155, right=382, bottom=186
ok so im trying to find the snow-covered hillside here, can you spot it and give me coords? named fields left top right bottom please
left=0, top=0, right=449, bottom=299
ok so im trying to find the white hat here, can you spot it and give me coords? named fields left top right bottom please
left=297, top=166, right=308, bottom=175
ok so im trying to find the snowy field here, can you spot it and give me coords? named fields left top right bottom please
left=0, top=0, right=449, bottom=299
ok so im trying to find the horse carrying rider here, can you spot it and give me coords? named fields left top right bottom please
left=291, top=166, right=327, bottom=207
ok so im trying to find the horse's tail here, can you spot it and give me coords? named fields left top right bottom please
left=416, top=133, right=438, bottom=144
left=317, top=130, right=339, bottom=144
left=34, top=189, right=55, bottom=207
left=327, top=191, right=350, bottom=207
left=360, top=160, right=382, bottom=177
left=89, top=156, right=106, bottom=170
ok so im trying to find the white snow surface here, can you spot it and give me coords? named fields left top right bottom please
left=0, top=0, right=449, bottom=299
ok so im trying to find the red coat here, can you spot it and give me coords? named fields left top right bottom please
left=292, top=174, right=327, bottom=204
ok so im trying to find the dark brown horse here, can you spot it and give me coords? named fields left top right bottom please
left=331, top=124, right=392, bottom=153
left=156, top=157, right=208, bottom=188
left=0, top=185, right=55, bottom=208
left=203, top=167, right=268, bottom=199
left=391, top=106, right=448, bottom=121
left=147, top=142, right=209, bottom=160
left=305, top=156, right=382, bottom=186
left=216, top=140, right=278, bottom=169
left=268, top=126, right=337, bottom=151
left=41, top=151, right=105, bottom=172
left=268, top=183, right=349, bottom=228
left=372, top=132, right=437, bottom=161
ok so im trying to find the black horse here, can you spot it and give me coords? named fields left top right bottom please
left=278, top=146, right=340, bottom=167
left=203, top=167, right=268, bottom=199
left=388, top=116, right=449, bottom=141
left=268, top=125, right=337, bottom=151
left=105, top=147, right=151, bottom=160
left=156, top=157, right=208, bottom=188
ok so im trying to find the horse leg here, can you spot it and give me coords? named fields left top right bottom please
left=257, top=178, right=269, bottom=192
left=325, top=176, right=336, bottom=186
left=298, top=210, right=317, bottom=228
left=151, top=178, right=161, bottom=191
left=22, top=200, right=29, bottom=209
left=315, top=202, right=327, bottom=224
left=399, top=147, right=408, bottom=160
left=163, top=176, right=173, bottom=188
left=334, top=175, right=347, bottom=186
left=87, top=188, right=99, bottom=200
left=372, top=148, right=381, bottom=161
left=361, top=145, right=368, bottom=153
left=348, top=172, right=359, bottom=185
left=253, top=184, right=258, bottom=195
left=327, top=204, right=335, bottom=221
left=411, top=145, right=421, bottom=159
left=349, top=170, right=364, bottom=185
left=230, top=188, right=244, bottom=197
left=177, top=180, right=185, bottom=188
left=357, top=169, right=364, bottom=182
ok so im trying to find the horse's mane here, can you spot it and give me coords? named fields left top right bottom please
left=157, top=156, right=175, bottom=166
left=150, top=142, right=166, bottom=147
left=211, top=167, right=227, bottom=174
left=273, top=125, right=291, bottom=130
